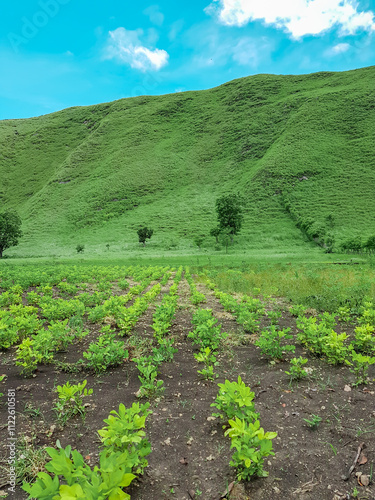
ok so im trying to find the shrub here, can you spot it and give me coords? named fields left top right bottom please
left=255, top=326, right=295, bottom=360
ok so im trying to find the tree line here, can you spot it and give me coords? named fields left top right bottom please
left=340, top=236, right=375, bottom=254
left=2, top=197, right=374, bottom=257
left=0, top=194, right=243, bottom=257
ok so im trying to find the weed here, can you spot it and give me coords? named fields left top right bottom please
left=0, top=374, right=6, bottom=400
left=24, top=402, right=42, bottom=419
left=14, top=434, right=49, bottom=486
left=327, top=442, right=337, bottom=455
left=303, top=414, right=322, bottom=430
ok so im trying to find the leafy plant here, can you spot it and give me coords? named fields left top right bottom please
left=22, top=442, right=136, bottom=500
left=236, top=309, right=261, bottom=333
left=98, top=402, right=152, bottom=475
left=224, top=417, right=277, bottom=480
left=82, top=334, right=128, bottom=374
left=134, top=358, right=164, bottom=399
left=321, top=330, right=348, bottom=365
left=190, top=289, right=207, bottom=305
left=118, top=279, right=129, bottom=290
left=153, top=338, right=177, bottom=362
left=185, top=270, right=207, bottom=305
left=0, top=312, right=19, bottom=349
left=47, top=319, right=76, bottom=351
left=15, top=338, right=43, bottom=377
left=352, top=324, right=375, bottom=355
left=297, top=315, right=348, bottom=364
left=189, top=308, right=227, bottom=350
left=346, top=350, right=375, bottom=386
left=194, top=347, right=218, bottom=380
left=285, top=357, right=309, bottom=382
left=318, top=312, right=337, bottom=329
left=336, top=306, right=351, bottom=323
left=359, top=302, right=375, bottom=327
left=40, top=297, right=85, bottom=321
left=352, top=486, right=359, bottom=498
left=211, top=376, right=259, bottom=422
left=152, top=294, right=177, bottom=341
left=296, top=315, right=328, bottom=355
left=255, top=326, right=295, bottom=360
left=266, top=310, right=282, bottom=325
left=54, top=380, right=93, bottom=424
left=289, top=304, right=308, bottom=317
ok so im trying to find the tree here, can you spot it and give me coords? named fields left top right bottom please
left=218, top=228, right=231, bottom=254
left=210, top=227, right=221, bottom=244
left=215, top=194, right=243, bottom=242
left=137, top=227, right=153, bottom=247
left=365, top=235, right=375, bottom=254
left=0, top=210, right=22, bottom=258
left=194, top=236, right=205, bottom=249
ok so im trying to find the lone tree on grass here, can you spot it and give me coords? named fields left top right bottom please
left=137, top=227, right=154, bottom=247
left=210, top=227, right=221, bottom=244
left=0, top=210, right=22, bottom=258
left=214, top=194, right=243, bottom=243
left=218, top=228, right=232, bottom=254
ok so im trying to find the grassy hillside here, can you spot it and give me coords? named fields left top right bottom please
left=0, top=66, right=374, bottom=257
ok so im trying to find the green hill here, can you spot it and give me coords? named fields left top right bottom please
left=1, top=66, right=374, bottom=257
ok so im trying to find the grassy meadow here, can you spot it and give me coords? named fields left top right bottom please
left=0, top=65, right=374, bottom=258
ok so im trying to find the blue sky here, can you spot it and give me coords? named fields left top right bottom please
left=1, top=0, right=374, bottom=119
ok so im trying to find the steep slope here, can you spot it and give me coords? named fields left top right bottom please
left=0, top=66, right=374, bottom=255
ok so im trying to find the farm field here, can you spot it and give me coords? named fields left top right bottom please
left=0, top=262, right=375, bottom=500
left=1, top=66, right=375, bottom=258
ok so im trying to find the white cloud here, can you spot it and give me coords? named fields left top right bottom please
left=186, top=24, right=273, bottom=69
left=232, top=37, right=270, bottom=66
left=331, top=42, right=351, bottom=53
left=205, top=0, right=375, bottom=38
left=105, top=28, right=169, bottom=71
left=169, top=19, right=185, bottom=41
left=143, top=5, right=164, bottom=26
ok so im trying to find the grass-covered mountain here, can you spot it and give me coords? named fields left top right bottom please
left=1, top=66, right=374, bottom=257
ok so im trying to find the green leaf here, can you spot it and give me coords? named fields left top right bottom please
left=59, top=483, right=85, bottom=499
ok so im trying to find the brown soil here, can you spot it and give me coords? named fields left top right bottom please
left=0, top=277, right=374, bottom=500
